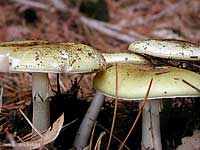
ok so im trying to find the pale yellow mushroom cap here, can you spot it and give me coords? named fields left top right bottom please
left=0, top=41, right=106, bottom=73
left=128, top=39, right=200, bottom=61
left=93, top=64, right=200, bottom=100
left=0, top=40, right=50, bottom=56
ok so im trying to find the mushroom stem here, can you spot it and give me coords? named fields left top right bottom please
left=74, top=91, right=105, bottom=150
left=102, top=53, right=149, bottom=64
left=142, top=100, right=162, bottom=150
left=0, top=56, right=9, bottom=72
left=32, top=73, right=52, bottom=133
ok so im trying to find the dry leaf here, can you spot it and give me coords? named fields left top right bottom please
left=4, top=113, right=64, bottom=150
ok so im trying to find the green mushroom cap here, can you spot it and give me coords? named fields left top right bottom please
left=0, top=41, right=106, bottom=73
left=93, top=64, right=200, bottom=100
left=128, top=39, right=200, bottom=61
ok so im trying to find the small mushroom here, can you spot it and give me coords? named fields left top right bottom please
left=74, top=57, right=150, bottom=150
left=92, top=64, right=200, bottom=149
left=128, top=39, right=200, bottom=61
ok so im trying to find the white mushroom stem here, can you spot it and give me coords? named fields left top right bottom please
left=32, top=73, right=52, bottom=133
left=0, top=56, right=9, bottom=72
left=74, top=91, right=105, bottom=150
left=142, top=100, right=162, bottom=150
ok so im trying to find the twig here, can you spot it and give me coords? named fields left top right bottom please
left=97, top=122, right=130, bottom=150
left=125, top=0, right=189, bottom=27
left=91, top=16, right=146, bottom=39
left=88, top=122, right=97, bottom=150
left=18, top=109, right=43, bottom=138
left=182, top=79, right=200, bottom=93
left=80, top=16, right=140, bottom=43
left=59, top=79, right=67, bottom=92
left=106, top=63, right=118, bottom=150
left=94, top=132, right=106, bottom=150
left=0, top=85, right=3, bottom=113
left=16, top=135, right=24, bottom=143
left=62, top=118, right=78, bottom=131
left=129, top=1, right=151, bottom=12
left=49, top=0, right=67, bottom=12
left=11, top=0, right=51, bottom=10
left=119, top=78, right=153, bottom=150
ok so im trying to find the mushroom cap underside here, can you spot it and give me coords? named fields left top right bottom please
left=102, top=53, right=150, bottom=64
left=0, top=42, right=106, bottom=73
left=128, top=39, right=200, bottom=61
left=93, top=64, right=200, bottom=100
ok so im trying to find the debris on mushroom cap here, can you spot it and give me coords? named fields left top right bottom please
left=128, top=39, right=200, bottom=61
left=102, top=53, right=150, bottom=64
left=0, top=41, right=106, bottom=73
left=93, top=64, right=200, bottom=100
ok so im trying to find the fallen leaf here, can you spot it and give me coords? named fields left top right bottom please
left=4, top=113, right=64, bottom=150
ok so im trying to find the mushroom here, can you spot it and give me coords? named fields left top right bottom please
left=0, top=40, right=108, bottom=133
left=128, top=39, right=200, bottom=61
left=74, top=56, right=150, bottom=149
left=92, top=64, right=200, bottom=149
left=0, top=40, right=148, bottom=133
left=126, top=39, right=200, bottom=149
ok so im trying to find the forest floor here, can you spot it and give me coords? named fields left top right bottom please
left=0, top=0, right=200, bottom=149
